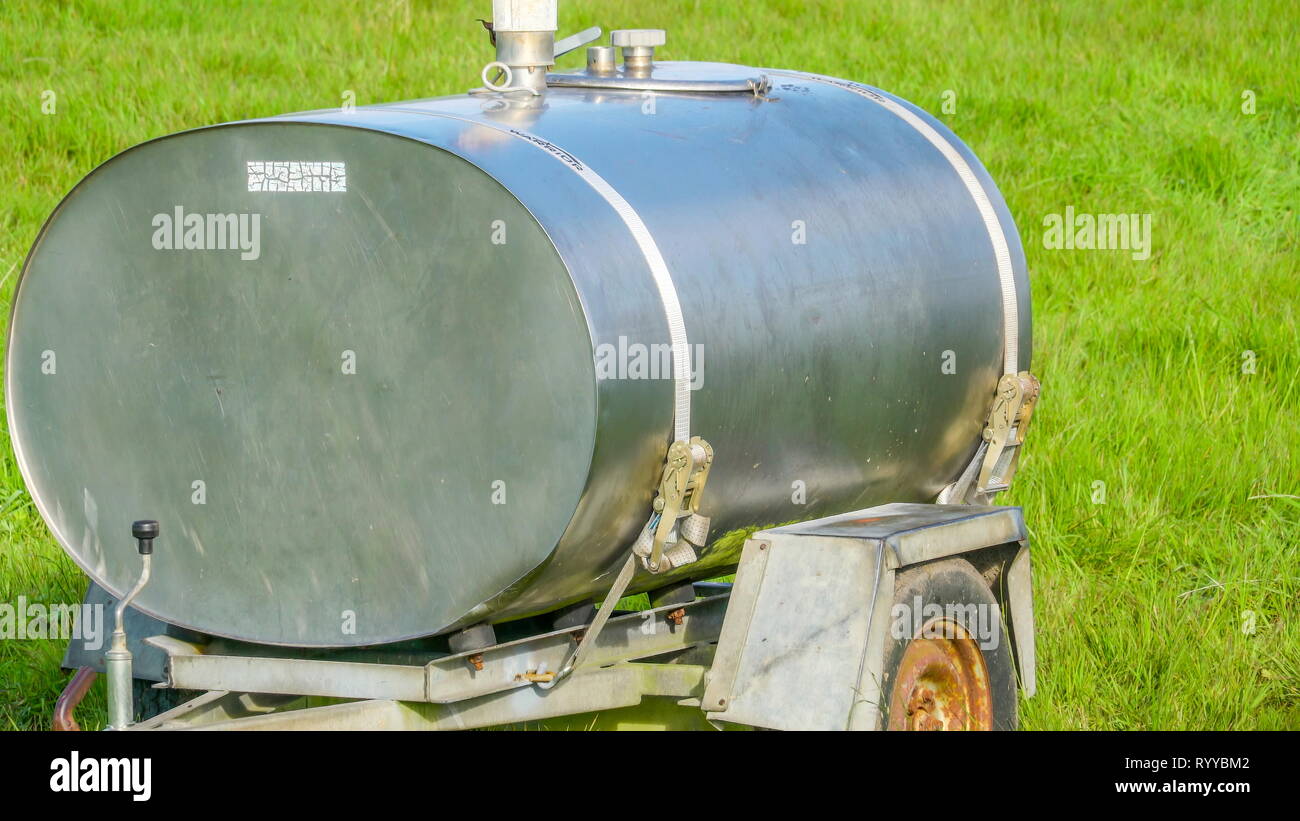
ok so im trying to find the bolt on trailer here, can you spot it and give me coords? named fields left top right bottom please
left=13, top=0, right=1041, bottom=731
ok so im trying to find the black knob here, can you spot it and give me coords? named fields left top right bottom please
left=132, top=520, right=159, bottom=555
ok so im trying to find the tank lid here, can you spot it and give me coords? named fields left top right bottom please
left=610, top=28, right=666, bottom=48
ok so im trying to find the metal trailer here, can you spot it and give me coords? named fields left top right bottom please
left=41, top=0, right=1042, bottom=731
left=115, top=503, right=1035, bottom=731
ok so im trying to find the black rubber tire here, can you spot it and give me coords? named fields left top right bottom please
left=879, top=557, right=1019, bottom=730
left=132, top=679, right=201, bottom=722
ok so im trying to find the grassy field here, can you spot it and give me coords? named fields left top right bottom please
left=1, top=0, right=1296, bottom=730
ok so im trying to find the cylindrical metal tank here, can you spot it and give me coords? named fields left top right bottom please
left=5, top=60, right=1030, bottom=647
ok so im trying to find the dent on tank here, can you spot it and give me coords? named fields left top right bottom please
left=7, top=0, right=1035, bottom=652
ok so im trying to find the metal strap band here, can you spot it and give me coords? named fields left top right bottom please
left=780, top=73, right=1020, bottom=377
left=375, top=108, right=693, bottom=688
left=536, top=551, right=639, bottom=689
left=380, top=108, right=693, bottom=443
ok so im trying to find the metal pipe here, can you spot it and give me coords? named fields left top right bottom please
left=585, top=45, right=616, bottom=74
left=491, top=0, right=557, bottom=92
left=52, top=667, right=97, bottom=731
left=105, top=520, right=157, bottom=730
left=547, top=73, right=766, bottom=93
left=494, top=31, right=555, bottom=92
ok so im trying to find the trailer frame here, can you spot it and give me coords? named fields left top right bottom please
left=123, top=502, right=1034, bottom=731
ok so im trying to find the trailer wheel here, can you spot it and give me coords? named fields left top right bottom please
left=132, top=679, right=200, bottom=723
left=879, top=558, right=1018, bottom=730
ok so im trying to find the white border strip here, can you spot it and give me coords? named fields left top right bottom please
left=384, top=111, right=693, bottom=443
left=789, top=74, right=1020, bottom=376
left=501, top=128, right=693, bottom=443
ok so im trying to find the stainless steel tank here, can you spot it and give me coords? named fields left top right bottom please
left=5, top=20, right=1030, bottom=647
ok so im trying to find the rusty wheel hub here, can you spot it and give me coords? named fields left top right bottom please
left=888, top=617, right=993, bottom=731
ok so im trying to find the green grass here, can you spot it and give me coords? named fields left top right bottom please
left=1, top=0, right=1296, bottom=730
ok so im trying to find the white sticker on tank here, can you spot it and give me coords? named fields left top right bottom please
left=246, top=161, right=347, bottom=192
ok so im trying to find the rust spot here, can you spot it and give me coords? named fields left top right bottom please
left=467, top=653, right=485, bottom=672
left=888, top=617, right=992, bottom=731
left=666, top=608, right=686, bottom=627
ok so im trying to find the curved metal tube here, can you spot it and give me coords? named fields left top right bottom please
left=53, top=667, right=97, bottom=731
left=106, top=553, right=151, bottom=730
left=114, top=554, right=151, bottom=636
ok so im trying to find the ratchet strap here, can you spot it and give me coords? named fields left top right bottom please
left=780, top=72, right=1040, bottom=501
